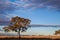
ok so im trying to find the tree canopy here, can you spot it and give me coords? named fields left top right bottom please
left=3, top=16, right=31, bottom=32
left=54, top=30, right=60, bottom=35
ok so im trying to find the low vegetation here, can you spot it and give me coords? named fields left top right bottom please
left=54, top=30, right=60, bottom=35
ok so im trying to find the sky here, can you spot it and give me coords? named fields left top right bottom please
left=0, top=0, right=60, bottom=35
left=0, top=0, right=60, bottom=25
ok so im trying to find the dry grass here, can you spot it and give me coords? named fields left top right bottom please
left=0, top=35, right=60, bottom=39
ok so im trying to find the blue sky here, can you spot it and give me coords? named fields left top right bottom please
left=0, top=0, right=60, bottom=25
left=12, top=8, right=60, bottom=25
left=0, top=0, right=60, bottom=35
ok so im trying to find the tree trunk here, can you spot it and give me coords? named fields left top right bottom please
left=18, top=28, right=21, bottom=40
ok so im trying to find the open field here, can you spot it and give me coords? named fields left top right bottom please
left=0, top=35, right=60, bottom=40
left=0, top=35, right=60, bottom=39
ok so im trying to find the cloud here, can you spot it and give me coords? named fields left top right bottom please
left=0, top=0, right=60, bottom=14
left=21, top=0, right=60, bottom=10
left=0, top=0, right=60, bottom=22
left=0, top=0, right=21, bottom=21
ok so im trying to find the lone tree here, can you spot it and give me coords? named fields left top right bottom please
left=54, top=30, right=60, bottom=35
left=3, top=16, right=31, bottom=38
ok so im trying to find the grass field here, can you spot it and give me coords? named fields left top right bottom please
left=0, top=35, right=60, bottom=40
